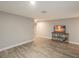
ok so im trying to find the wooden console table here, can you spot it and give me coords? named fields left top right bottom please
left=52, top=32, right=69, bottom=42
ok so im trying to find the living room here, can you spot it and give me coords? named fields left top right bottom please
left=0, top=1, right=79, bottom=58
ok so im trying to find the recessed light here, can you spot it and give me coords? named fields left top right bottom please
left=34, top=19, right=38, bottom=23
left=30, top=1, right=36, bottom=5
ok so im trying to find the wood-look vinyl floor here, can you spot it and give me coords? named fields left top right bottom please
left=0, top=37, right=79, bottom=58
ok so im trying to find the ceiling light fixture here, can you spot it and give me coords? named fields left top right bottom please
left=34, top=19, right=38, bottom=23
left=30, top=1, right=36, bottom=5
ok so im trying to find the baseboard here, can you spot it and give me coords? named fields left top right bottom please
left=35, top=35, right=52, bottom=39
left=69, top=41, right=79, bottom=45
left=43, top=36, right=52, bottom=39
left=0, top=40, right=33, bottom=52
left=36, top=36, right=79, bottom=45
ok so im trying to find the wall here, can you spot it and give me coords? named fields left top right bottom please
left=0, top=11, right=34, bottom=51
left=35, top=20, right=64, bottom=39
left=35, top=18, right=79, bottom=45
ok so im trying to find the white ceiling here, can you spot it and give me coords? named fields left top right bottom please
left=0, top=1, right=79, bottom=21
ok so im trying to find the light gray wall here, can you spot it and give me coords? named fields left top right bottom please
left=0, top=11, right=34, bottom=49
left=35, top=20, right=64, bottom=39
left=35, top=18, right=79, bottom=44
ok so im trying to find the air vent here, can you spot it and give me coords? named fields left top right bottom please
left=41, top=11, right=47, bottom=13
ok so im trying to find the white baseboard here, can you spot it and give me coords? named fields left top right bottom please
left=0, top=40, right=33, bottom=52
left=69, top=41, right=79, bottom=45
left=35, top=35, right=52, bottom=39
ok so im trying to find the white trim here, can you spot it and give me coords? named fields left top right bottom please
left=0, top=40, right=33, bottom=52
left=35, top=35, right=52, bottom=39
left=39, top=36, right=52, bottom=39
left=69, top=41, right=79, bottom=45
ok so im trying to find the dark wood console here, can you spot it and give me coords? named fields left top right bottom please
left=52, top=32, right=69, bottom=42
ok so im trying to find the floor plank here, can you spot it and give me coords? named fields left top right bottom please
left=0, top=37, right=79, bottom=58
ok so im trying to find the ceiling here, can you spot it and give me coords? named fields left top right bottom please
left=0, top=1, right=79, bottom=21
